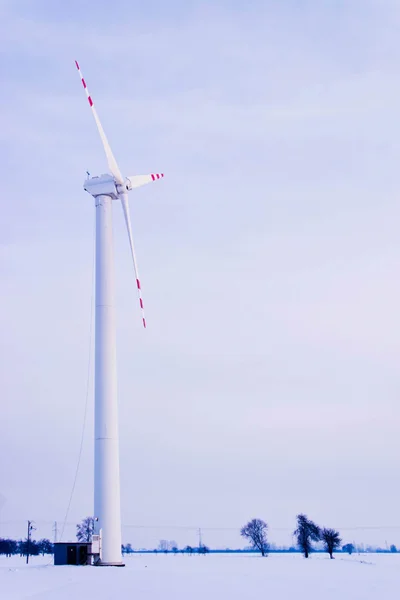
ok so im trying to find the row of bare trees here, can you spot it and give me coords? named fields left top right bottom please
left=241, top=514, right=342, bottom=559
left=0, top=538, right=53, bottom=557
left=294, top=514, right=341, bottom=558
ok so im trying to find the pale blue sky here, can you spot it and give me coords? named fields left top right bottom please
left=1, top=0, right=400, bottom=548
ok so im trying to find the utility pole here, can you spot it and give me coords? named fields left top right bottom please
left=53, top=521, right=58, bottom=544
left=198, top=528, right=202, bottom=549
left=26, top=521, right=36, bottom=564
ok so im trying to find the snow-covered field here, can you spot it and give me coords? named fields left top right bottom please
left=1, top=553, right=398, bottom=599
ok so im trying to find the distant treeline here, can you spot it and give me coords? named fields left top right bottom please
left=121, top=545, right=399, bottom=555
left=1, top=531, right=398, bottom=559
left=0, top=538, right=53, bottom=556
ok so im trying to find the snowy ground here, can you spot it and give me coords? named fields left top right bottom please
left=1, top=553, right=399, bottom=599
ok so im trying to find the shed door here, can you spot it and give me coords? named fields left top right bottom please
left=79, top=545, right=88, bottom=565
left=67, top=545, right=77, bottom=565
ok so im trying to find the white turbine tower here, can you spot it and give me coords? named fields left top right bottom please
left=75, top=61, right=164, bottom=566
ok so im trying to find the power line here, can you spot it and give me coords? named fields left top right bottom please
left=120, top=524, right=400, bottom=532
left=59, top=212, right=95, bottom=542
left=4, top=520, right=400, bottom=534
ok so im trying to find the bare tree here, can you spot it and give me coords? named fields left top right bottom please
left=37, top=539, right=54, bottom=555
left=122, top=543, right=133, bottom=555
left=342, top=543, right=354, bottom=555
left=76, top=517, right=94, bottom=543
left=294, top=514, right=321, bottom=558
left=240, top=518, right=269, bottom=557
left=321, top=528, right=342, bottom=559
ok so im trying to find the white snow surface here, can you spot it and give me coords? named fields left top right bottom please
left=1, top=553, right=398, bottom=599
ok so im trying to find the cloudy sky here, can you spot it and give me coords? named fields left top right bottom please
left=1, top=0, right=400, bottom=549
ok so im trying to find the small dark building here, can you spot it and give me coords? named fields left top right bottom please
left=54, top=542, right=92, bottom=566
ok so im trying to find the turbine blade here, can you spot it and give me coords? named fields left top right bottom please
left=119, top=192, right=146, bottom=328
left=126, top=173, right=164, bottom=189
left=75, top=60, right=124, bottom=185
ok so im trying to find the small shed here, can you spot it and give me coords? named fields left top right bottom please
left=54, top=542, right=92, bottom=566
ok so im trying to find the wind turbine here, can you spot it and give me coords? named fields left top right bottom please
left=75, top=60, right=164, bottom=566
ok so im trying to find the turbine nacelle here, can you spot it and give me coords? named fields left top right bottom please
left=84, top=174, right=119, bottom=199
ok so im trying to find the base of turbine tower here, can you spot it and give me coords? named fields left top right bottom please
left=95, top=562, right=125, bottom=567
left=93, top=560, right=125, bottom=567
